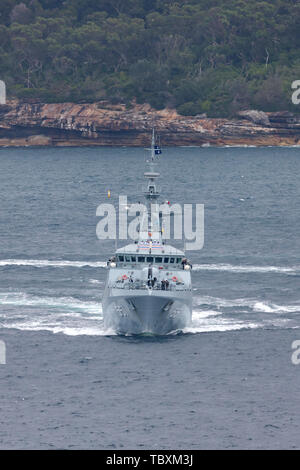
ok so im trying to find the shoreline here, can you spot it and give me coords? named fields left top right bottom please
left=1, top=143, right=300, bottom=149
left=1, top=100, right=300, bottom=148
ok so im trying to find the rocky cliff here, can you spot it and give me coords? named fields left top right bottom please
left=0, top=100, right=300, bottom=147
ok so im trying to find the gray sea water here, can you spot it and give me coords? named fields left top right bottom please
left=0, top=146, right=299, bottom=449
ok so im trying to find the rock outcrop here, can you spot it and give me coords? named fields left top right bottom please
left=237, top=110, right=270, bottom=127
left=0, top=100, right=300, bottom=147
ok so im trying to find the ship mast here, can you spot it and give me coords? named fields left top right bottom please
left=144, top=129, right=160, bottom=202
left=139, top=130, right=162, bottom=244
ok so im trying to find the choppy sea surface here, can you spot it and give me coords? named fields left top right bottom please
left=0, top=146, right=299, bottom=449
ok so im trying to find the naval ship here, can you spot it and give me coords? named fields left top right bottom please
left=102, top=131, right=192, bottom=334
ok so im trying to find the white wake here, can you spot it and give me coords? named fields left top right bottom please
left=0, top=291, right=299, bottom=336
left=0, top=259, right=298, bottom=275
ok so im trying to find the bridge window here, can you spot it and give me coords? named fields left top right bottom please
left=138, top=256, right=145, bottom=262
left=131, top=256, right=136, bottom=262
left=118, top=256, right=124, bottom=262
left=170, top=258, right=175, bottom=263
left=155, top=257, right=163, bottom=263
left=125, top=256, right=131, bottom=262
left=146, top=256, right=153, bottom=263
left=164, top=257, right=169, bottom=263
left=176, top=258, right=182, bottom=264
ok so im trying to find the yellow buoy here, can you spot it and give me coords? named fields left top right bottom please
left=107, top=190, right=111, bottom=198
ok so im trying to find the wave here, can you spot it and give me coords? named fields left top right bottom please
left=182, top=308, right=261, bottom=334
left=194, top=295, right=300, bottom=314
left=0, top=259, right=107, bottom=268
left=89, top=279, right=103, bottom=285
left=1, top=291, right=299, bottom=337
left=192, top=263, right=299, bottom=274
left=0, top=292, right=107, bottom=336
left=252, top=301, right=300, bottom=314
left=184, top=297, right=300, bottom=334
left=2, top=324, right=115, bottom=337
left=223, top=145, right=257, bottom=148
left=0, top=292, right=101, bottom=315
left=0, top=259, right=299, bottom=275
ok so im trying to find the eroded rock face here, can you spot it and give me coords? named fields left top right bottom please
left=0, top=100, right=300, bottom=146
left=237, top=110, right=270, bottom=127
left=27, top=134, right=52, bottom=145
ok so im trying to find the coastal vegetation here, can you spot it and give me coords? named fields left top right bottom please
left=0, top=0, right=299, bottom=116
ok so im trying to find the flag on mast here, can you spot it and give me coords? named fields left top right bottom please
left=154, top=145, right=162, bottom=155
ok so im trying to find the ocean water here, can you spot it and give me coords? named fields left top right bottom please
left=0, top=146, right=299, bottom=449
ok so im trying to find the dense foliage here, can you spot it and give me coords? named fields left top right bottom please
left=1, top=0, right=300, bottom=116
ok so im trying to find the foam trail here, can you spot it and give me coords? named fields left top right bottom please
left=192, top=263, right=299, bottom=274
left=0, top=292, right=107, bottom=336
left=183, top=310, right=261, bottom=334
left=0, top=259, right=299, bottom=274
left=3, top=324, right=115, bottom=337
left=0, top=259, right=107, bottom=268
left=193, top=295, right=300, bottom=313
left=0, top=292, right=102, bottom=315
left=253, top=301, right=300, bottom=314
left=1, top=291, right=298, bottom=336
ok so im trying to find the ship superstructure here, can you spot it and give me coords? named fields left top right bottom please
left=102, top=131, right=192, bottom=334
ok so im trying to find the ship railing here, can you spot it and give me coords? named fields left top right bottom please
left=109, top=281, right=191, bottom=292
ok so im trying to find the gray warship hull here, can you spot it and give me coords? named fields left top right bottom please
left=103, top=288, right=192, bottom=335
